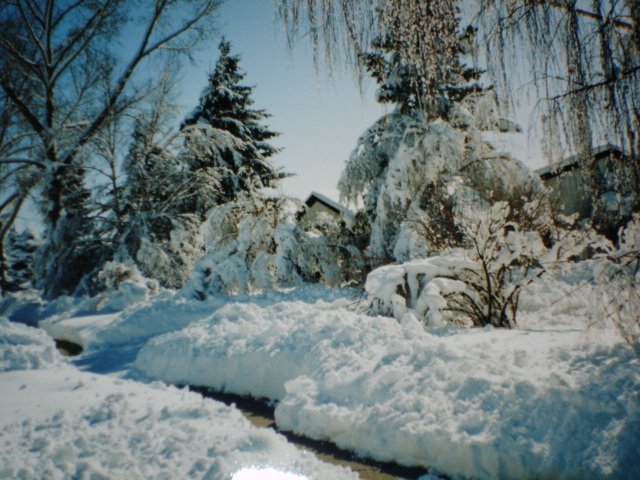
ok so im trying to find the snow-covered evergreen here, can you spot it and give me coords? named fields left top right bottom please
left=178, top=39, right=366, bottom=297
left=115, top=116, right=210, bottom=290
left=339, top=95, right=548, bottom=267
left=1, top=229, right=40, bottom=293
left=339, top=18, right=550, bottom=270
left=182, top=39, right=285, bottom=206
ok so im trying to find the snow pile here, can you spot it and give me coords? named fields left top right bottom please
left=133, top=299, right=360, bottom=399
left=37, top=295, right=225, bottom=351
left=276, top=328, right=639, bottom=480
left=0, top=324, right=358, bottom=480
left=133, top=290, right=640, bottom=479
left=364, top=253, right=473, bottom=327
left=0, top=317, right=62, bottom=372
left=38, top=286, right=346, bottom=351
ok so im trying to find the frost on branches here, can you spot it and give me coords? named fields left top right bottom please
left=593, top=216, right=640, bottom=344
left=184, top=196, right=352, bottom=297
left=366, top=202, right=610, bottom=329
left=339, top=94, right=549, bottom=267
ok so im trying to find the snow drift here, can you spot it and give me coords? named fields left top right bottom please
left=0, top=319, right=359, bottom=480
left=133, top=285, right=640, bottom=480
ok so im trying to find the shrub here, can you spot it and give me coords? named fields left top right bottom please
left=366, top=202, right=610, bottom=328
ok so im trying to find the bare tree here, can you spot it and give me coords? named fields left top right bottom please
left=476, top=1, right=639, bottom=157
left=276, top=0, right=638, bottom=161
left=0, top=0, right=221, bottom=296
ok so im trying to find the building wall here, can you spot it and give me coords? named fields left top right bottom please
left=298, top=201, right=341, bottom=229
left=540, top=149, right=626, bottom=219
left=544, top=167, right=594, bottom=218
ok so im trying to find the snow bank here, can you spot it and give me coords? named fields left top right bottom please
left=133, top=299, right=367, bottom=399
left=134, top=294, right=640, bottom=479
left=38, top=286, right=349, bottom=351
left=0, top=323, right=358, bottom=480
left=36, top=295, right=225, bottom=350
left=0, top=317, right=63, bottom=372
left=0, top=370, right=358, bottom=480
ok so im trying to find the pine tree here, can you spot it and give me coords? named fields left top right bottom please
left=361, top=21, right=484, bottom=120
left=182, top=39, right=285, bottom=208
left=114, top=117, right=211, bottom=290
left=1, top=228, right=40, bottom=293
left=339, top=19, right=549, bottom=265
left=36, top=164, right=109, bottom=297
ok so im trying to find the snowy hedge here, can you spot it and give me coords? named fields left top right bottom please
left=364, top=201, right=613, bottom=329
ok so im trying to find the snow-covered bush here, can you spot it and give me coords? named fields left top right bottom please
left=339, top=96, right=552, bottom=267
left=594, top=216, right=640, bottom=344
left=184, top=195, right=345, bottom=297
left=367, top=203, right=545, bottom=327
left=367, top=202, right=609, bottom=328
left=93, top=261, right=159, bottom=312
left=184, top=191, right=371, bottom=298
left=365, top=253, right=473, bottom=327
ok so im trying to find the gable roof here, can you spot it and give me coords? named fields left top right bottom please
left=304, top=192, right=349, bottom=216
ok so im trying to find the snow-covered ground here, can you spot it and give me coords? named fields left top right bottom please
left=1, top=261, right=639, bottom=480
left=0, top=318, right=360, bottom=480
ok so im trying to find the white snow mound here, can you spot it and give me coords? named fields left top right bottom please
left=134, top=296, right=640, bottom=480
left=0, top=317, right=63, bottom=372
left=0, top=368, right=357, bottom=480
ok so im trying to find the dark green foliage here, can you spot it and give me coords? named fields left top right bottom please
left=361, top=24, right=484, bottom=118
left=1, top=229, right=40, bottom=292
left=182, top=39, right=286, bottom=204
left=37, top=165, right=109, bottom=298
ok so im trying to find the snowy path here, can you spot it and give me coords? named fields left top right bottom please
left=194, top=388, right=432, bottom=480
left=0, top=318, right=362, bottom=480
left=68, top=339, right=435, bottom=480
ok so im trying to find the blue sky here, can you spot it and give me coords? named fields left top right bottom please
left=176, top=0, right=545, bottom=203
left=177, top=0, right=388, bottom=203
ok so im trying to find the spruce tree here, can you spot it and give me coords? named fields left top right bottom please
left=182, top=39, right=284, bottom=208
left=1, top=228, right=40, bottom=293
left=339, top=20, right=548, bottom=265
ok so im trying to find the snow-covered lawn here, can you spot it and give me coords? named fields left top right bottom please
left=2, top=261, right=639, bottom=480
left=0, top=318, right=359, bottom=480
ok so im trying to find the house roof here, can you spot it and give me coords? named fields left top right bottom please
left=536, top=144, right=624, bottom=179
left=304, top=192, right=349, bottom=216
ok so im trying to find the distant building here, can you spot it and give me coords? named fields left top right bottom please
left=298, top=192, right=352, bottom=230
left=536, top=144, right=632, bottom=219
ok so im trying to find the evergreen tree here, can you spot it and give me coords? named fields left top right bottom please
left=1, top=228, right=40, bottom=293
left=339, top=20, right=550, bottom=265
left=114, top=116, right=213, bottom=290
left=36, top=164, right=109, bottom=297
left=182, top=39, right=285, bottom=208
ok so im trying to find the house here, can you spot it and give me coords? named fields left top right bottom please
left=536, top=144, right=632, bottom=219
left=298, top=192, right=352, bottom=230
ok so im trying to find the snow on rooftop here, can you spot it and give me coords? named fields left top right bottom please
left=305, top=191, right=350, bottom=215
left=536, top=143, right=624, bottom=177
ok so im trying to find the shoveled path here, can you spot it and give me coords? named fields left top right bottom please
left=190, top=387, right=436, bottom=480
